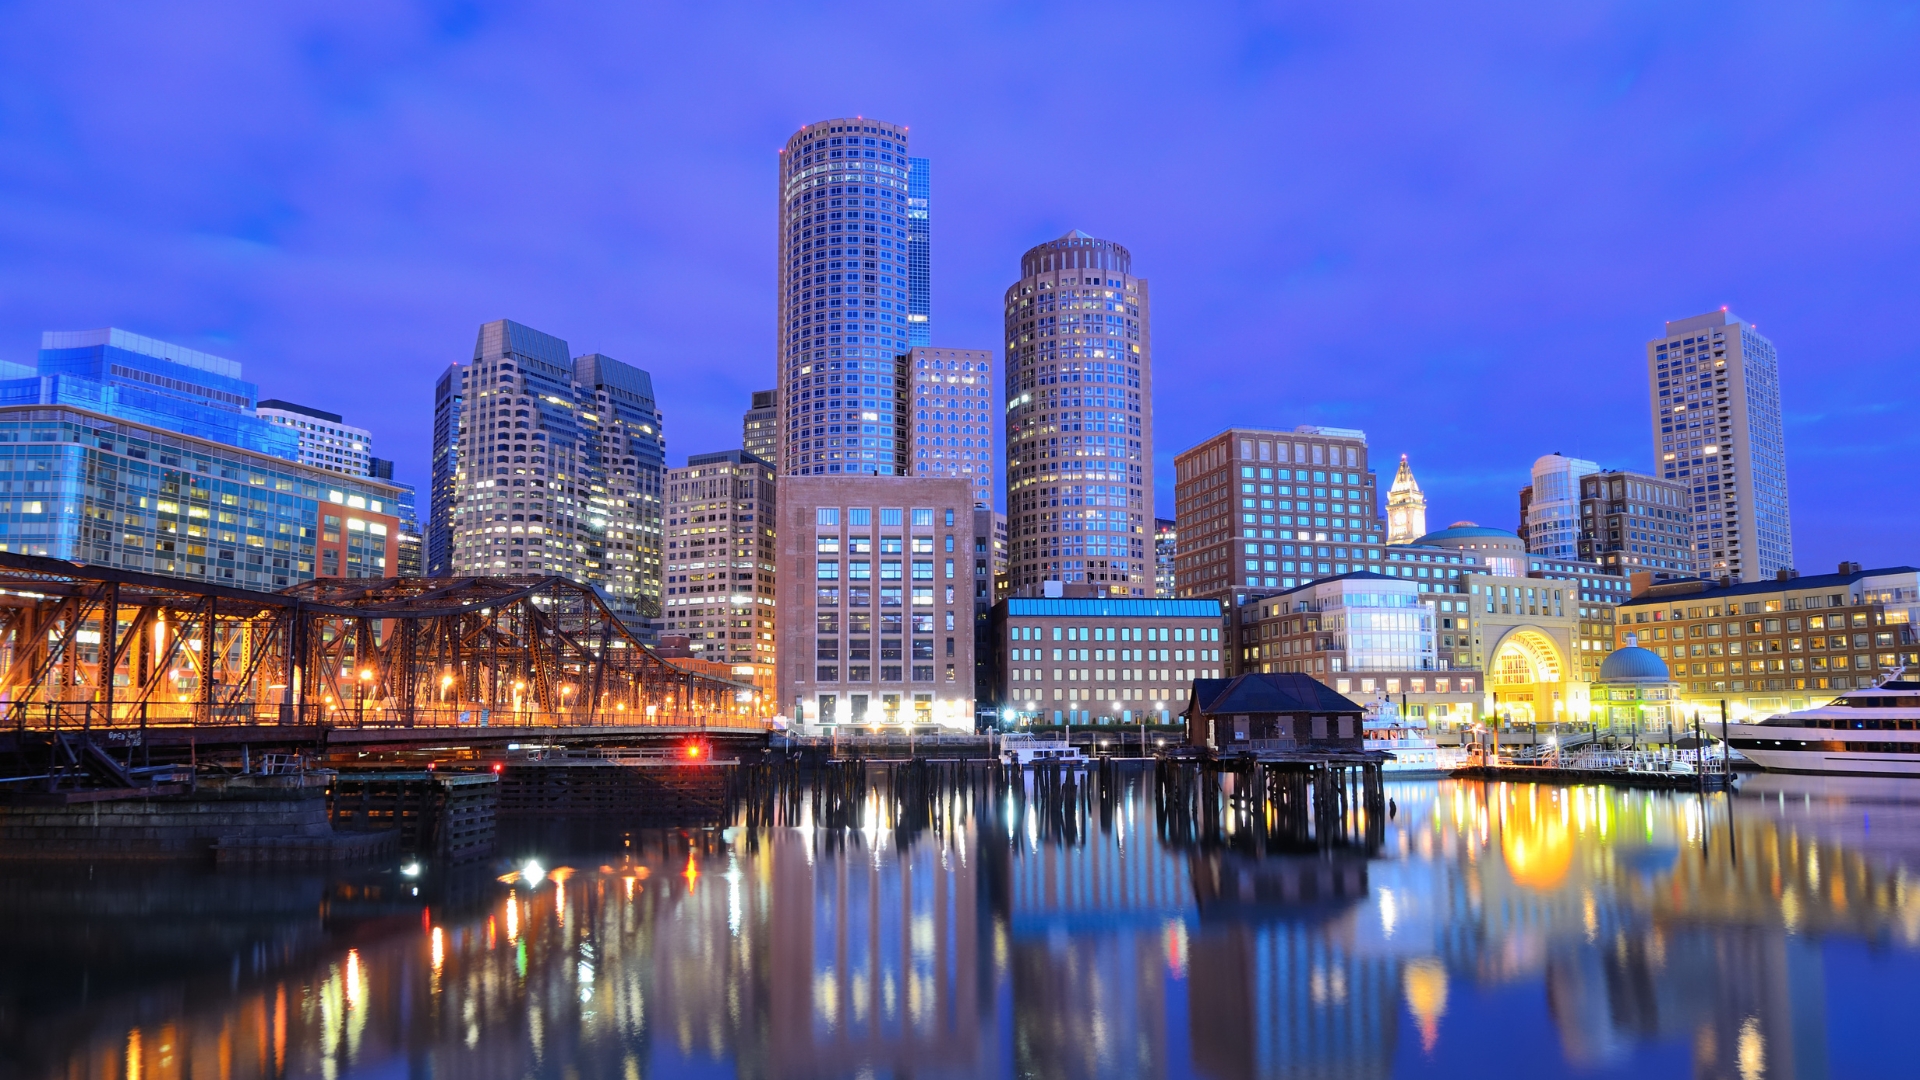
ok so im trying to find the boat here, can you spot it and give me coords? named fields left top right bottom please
left=1724, top=669, right=1920, bottom=777
left=1362, top=702, right=1465, bottom=775
left=999, top=733, right=1090, bottom=767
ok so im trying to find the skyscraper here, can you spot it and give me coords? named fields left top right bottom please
left=1576, top=469, right=1692, bottom=580
left=1647, top=310, right=1792, bottom=582
left=775, top=117, right=916, bottom=476
left=448, top=320, right=666, bottom=625
left=1385, top=454, right=1427, bottom=545
left=1003, top=232, right=1152, bottom=597
left=742, top=389, right=777, bottom=463
left=909, top=347, right=992, bottom=507
left=427, top=363, right=467, bottom=577
left=907, top=156, right=931, bottom=346
left=256, top=400, right=373, bottom=476
left=663, top=450, right=776, bottom=672
left=1522, top=453, right=1599, bottom=560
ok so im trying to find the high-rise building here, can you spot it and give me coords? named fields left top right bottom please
left=0, top=329, right=400, bottom=587
left=1385, top=454, right=1427, bottom=545
left=1648, top=310, right=1792, bottom=582
left=663, top=450, right=776, bottom=673
left=743, top=389, right=777, bottom=463
left=369, top=456, right=423, bottom=577
left=1577, top=469, right=1693, bottom=580
left=776, top=117, right=916, bottom=476
left=427, top=363, right=467, bottom=577
left=1003, top=232, right=1152, bottom=597
left=907, top=156, right=931, bottom=346
left=775, top=475, right=977, bottom=730
left=448, top=320, right=666, bottom=625
left=255, top=400, right=373, bottom=476
left=1522, top=453, right=1599, bottom=560
left=1154, top=518, right=1177, bottom=598
left=909, top=347, right=993, bottom=507
left=1172, top=427, right=1383, bottom=598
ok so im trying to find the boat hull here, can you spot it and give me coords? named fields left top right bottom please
left=1731, top=745, right=1920, bottom=778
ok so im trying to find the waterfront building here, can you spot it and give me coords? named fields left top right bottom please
left=1614, top=562, right=1920, bottom=716
left=663, top=451, right=776, bottom=682
left=910, top=347, right=993, bottom=506
left=971, top=507, right=1007, bottom=717
left=1647, top=310, right=1792, bottom=582
left=1185, top=671, right=1368, bottom=750
left=1577, top=469, right=1693, bottom=580
left=742, top=389, right=777, bottom=463
left=776, top=475, right=976, bottom=729
left=995, top=590, right=1224, bottom=725
left=1173, top=427, right=1383, bottom=597
left=1004, top=232, right=1152, bottom=597
left=447, top=320, right=666, bottom=625
left=1385, top=454, right=1427, bottom=545
left=906, top=156, right=931, bottom=345
left=1521, top=453, right=1599, bottom=560
left=427, top=362, right=467, bottom=577
left=776, top=117, right=916, bottom=476
left=1224, top=573, right=1485, bottom=726
left=1590, top=636, right=1682, bottom=732
left=255, top=400, right=372, bottom=477
left=0, top=329, right=400, bottom=586
left=1154, top=517, right=1177, bottom=597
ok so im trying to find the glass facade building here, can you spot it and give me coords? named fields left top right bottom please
left=0, top=330, right=399, bottom=587
left=1003, top=232, right=1153, bottom=597
left=776, top=117, right=916, bottom=476
left=909, top=347, right=993, bottom=507
left=907, top=155, right=931, bottom=346
left=428, top=363, right=467, bottom=577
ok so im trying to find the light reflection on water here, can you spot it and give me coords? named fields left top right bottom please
left=6, top=771, right=1920, bottom=1079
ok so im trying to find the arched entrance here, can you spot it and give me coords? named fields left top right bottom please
left=1489, top=628, right=1565, bottom=727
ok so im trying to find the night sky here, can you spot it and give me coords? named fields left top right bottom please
left=3, top=3, right=1915, bottom=572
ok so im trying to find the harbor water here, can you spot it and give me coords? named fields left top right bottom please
left=5, top=767, right=1920, bottom=1079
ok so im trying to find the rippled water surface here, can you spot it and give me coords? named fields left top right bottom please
left=6, top=769, right=1920, bottom=1079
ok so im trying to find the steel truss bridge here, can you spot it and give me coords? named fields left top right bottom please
left=0, top=552, right=761, bottom=740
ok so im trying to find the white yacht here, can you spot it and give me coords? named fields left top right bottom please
left=1726, top=671, right=1920, bottom=777
left=999, top=733, right=1090, bottom=767
left=1362, top=702, right=1464, bottom=774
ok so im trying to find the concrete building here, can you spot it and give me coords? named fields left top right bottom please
left=910, top=347, right=993, bottom=507
left=1003, top=231, right=1152, bottom=597
left=1615, top=562, right=1920, bottom=716
left=256, top=400, right=373, bottom=477
left=427, top=362, right=467, bottom=577
left=1225, top=573, right=1485, bottom=727
left=1385, top=453, right=1426, bottom=545
left=996, top=592, right=1225, bottom=725
left=776, top=117, right=916, bottom=476
left=1647, top=310, right=1792, bottom=582
left=742, top=389, right=777, bottom=464
left=776, top=475, right=976, bottom=730
left=447, top=320, right=666, bottom=625
left=1577, top=469, right=1693, bottom=580
left=1173, top=427, right=1384, bottom=598
left=1522, top=453, right=1599, bottom=560
left=0, top=330, right=401, bottom=586
left=1154, top=517, right=1177, bottom=598
left=906, top=156, right=931, bottom=345
left=663, top=451, right=775, bottom=679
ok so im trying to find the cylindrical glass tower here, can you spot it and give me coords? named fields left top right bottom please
left=775, top=117, right=916, bottom=476
left=1002, top=232, right=1153, bottom=596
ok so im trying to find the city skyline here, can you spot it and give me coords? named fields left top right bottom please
left=2, top=6, right=1915, bottom=574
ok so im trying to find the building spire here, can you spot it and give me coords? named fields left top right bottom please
left=1386, top=453, right=1428, bottom=545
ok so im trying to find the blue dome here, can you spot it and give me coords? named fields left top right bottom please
left=1414, top=524, right=1521, bottom=544
left=1599, top=645, right=1672, bottom=683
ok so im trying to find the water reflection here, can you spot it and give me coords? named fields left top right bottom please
left=6, top=768, right=1920, bottom=1078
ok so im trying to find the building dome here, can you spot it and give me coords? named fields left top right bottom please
left=1598, top=642, right=1672, bottom=683
left=1414, top=522, right=1520, bottom=544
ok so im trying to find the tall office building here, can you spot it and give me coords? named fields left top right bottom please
left=1154, top=517, right=1177, bottom=598
left=447, top=320, right=666, bottom=625
left=742, top=389, right=777, bottom=463
left=663, top=450, right=776, bottom=671
left=256, top=401, right=373, bottom=476
left=1003, top=232, right=1152, bottom=597
left=1577, top=469, right=1692, bottom=580
left=1385, top=454, right=1427, bottom=545
left=775, top=117, right=916, bottom=476
left=1648, top=310, right=1792, bottom=582
left=907, top=156, right=931, bottom=346
left=1522, top=453, right=1599, bottom=560
left=427, top=363, right=467, bottom=576
left=1172, top=427, right=1383, bottom=598
left=909, top=347, right=993, bottom=506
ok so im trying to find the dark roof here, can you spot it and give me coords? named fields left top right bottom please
left=1189, top=673, right=1362, bottom=716
left=256, top=399, right=342, bottom=423
left=1619, top=566, right=1919, bottom=608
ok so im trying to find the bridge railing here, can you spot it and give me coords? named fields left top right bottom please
left=0, top=700, right=772, bottom=732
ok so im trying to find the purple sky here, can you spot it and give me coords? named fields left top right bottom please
left=3, top=3, right=1916, bottom=572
